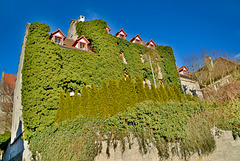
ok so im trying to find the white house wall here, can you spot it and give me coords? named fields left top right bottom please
left=119, top=31, right=125, bottom=36
left=180, top=77, right=204, bottom=99
left=79, top=39, right=87, bottom=44
left=55, top=32, right=63, bottom=37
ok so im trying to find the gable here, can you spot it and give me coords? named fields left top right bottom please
left=79, top=38, right=87, bottom=44
left=119, top=31, right=126, bottom=36
left=55, top=32, right=64, bottom=38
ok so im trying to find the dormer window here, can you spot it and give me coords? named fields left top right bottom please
left=55, top=37, right=61, bottom=44
left=115, top=29, right=128, bottom=40
left=80, top=43, right=85, bottom=50
left=49, top=29, right=66, bottom=46
left=72, top=35, right=90, bottom=51
left=130, top=34, right=143, bottom=44
left=106, top=26, right=111, bottom=33
left=146, top=39, right=156, bottom=50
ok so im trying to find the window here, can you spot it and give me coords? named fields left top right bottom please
left=214, top=83, right=220, bottom=91
left=135, top=39, right=140, bottom=43
left=119, top=35, right=124, bottom=38
left=227, top=77, right=231, bottom=83
left=55, top=37, right=61, bottom=44
left=80, top=43, right=85, bottom=50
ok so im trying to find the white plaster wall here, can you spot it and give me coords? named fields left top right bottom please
left=213, top=75, right=232, bottom=87
left=180, top=76, right=204, bottom=99
left=55, top=32, right=62, bottom=37
left=79, top=38, right=87, bottom=44
left=75, top=43, right=79, bottom=48
left=179, top=71, right=184, bottom=75
left=119, top=31, right=125, bottom=36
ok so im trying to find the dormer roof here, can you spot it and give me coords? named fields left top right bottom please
left=49, top=29, right=66, bottom=39
left=72, top=35, right=90, bottom=47
left=115, top=29, right=128, bottom=37
left=130, top=34, right=143, bottom=43
left=106, top=26, right=111, bottom=33
left=178, top=65, right=190, bottom=77
left=146, top=39, right=156, bottom=46
left=178, top=65, right=188, bottom=72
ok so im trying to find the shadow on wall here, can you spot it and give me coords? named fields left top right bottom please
left=3, top=120, right=24, bottom=161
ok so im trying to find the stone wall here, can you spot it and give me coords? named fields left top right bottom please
left=95, top=129, right=240, bottom=161
left=66, top=20, right=78, bottom=40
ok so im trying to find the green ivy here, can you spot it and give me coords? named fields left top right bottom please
left=22, top=20, right=180, bottom=139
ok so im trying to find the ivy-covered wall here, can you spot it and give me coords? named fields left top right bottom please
left=22, top=20, right=180, bottom=139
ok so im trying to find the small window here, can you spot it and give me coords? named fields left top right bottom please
left=227, top=78, right=231, bottom=83
left=55, top=37, right=61, bottom=44
left=120, top=35, right=124, bottom=38
left=214, top=83, right=220, bottom=91
left=80, top=43, right=85, bottom=50
left=135, top=39, right=140, bottom=43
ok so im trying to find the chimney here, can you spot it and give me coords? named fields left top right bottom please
left=78, top=15, right=85, bottom=22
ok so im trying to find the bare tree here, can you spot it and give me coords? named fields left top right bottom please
left=183, top=51, right=205, bottom=74
left=0, top=82, right=14, bottom=133
left=184, top=50, right=239, bottom=86
left=183, top=50, right=240, bottom=102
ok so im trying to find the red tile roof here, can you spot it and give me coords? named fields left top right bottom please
left=4, top=73, right=17, bottom=89
left=49, top=29, right=66, bottom=39
left=63, top=38, right=75, bottom=47
left=115, top=29, right=128, bottom=37
left=178, top=65, right=188, bottom=72
left=178, top=65, right=190, bottom=77
left=106, top=26, right=111, bottom=32
left=146, top=39, right=156, bottom=46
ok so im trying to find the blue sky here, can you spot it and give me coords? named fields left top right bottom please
left=0, top=0, right=239, bottom=74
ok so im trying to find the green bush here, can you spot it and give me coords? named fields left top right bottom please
left=0, top=132, right=11, bottom=151
left=31, top=101, right=215, bottom=160
left=205, top=100, right=240, bottom=139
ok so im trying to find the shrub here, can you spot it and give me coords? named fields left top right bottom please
left=0, top=132, right=11, bottom=151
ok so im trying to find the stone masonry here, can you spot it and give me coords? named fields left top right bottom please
left=95, top=129, right=240, bottom=161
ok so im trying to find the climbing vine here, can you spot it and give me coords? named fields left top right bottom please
left=22, top=20, right=180, bottom=139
